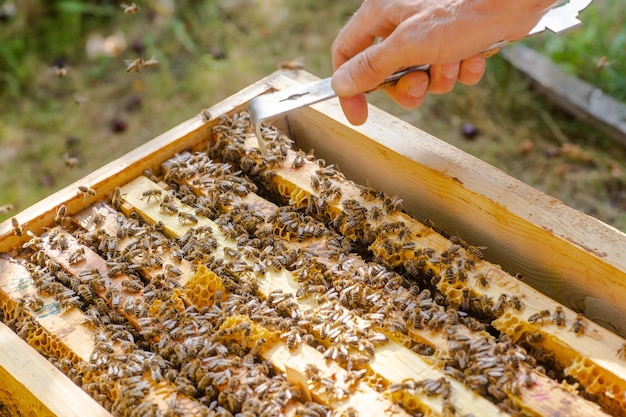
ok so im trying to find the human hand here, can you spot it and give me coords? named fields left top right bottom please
left=331, top=0, right=556, bottom=125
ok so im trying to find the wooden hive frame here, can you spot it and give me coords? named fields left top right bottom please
left=0, top=69, right=625, bottom=416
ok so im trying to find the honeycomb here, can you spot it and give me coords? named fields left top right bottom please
left=0, top=110, right=624, bottom=417
left=183, top=263, right=226, bottom=308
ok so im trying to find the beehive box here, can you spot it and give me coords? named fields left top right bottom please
left=1, top=70, right=626, bottom=417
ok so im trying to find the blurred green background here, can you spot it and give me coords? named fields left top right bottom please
left=0, top=0, right=625, bottom=231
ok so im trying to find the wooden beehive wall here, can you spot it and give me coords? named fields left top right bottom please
left=1, top=70, right=626, bottom=417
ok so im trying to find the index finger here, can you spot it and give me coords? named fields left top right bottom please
left=331, top=1, right=397, bottom=70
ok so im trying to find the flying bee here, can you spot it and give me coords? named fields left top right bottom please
left=552, top=306, right=566, bottom=326
left=11, top=217, right=22, bottom=236
left=569, top=313, right=585, bottom=335
left=125, top=58, right=144, bottom=73
left=141, top=188, right=162, bottom=202
left=142, top=55, right=159, bottom=69
left=527, top=309, right=550, bottom=325
left=54, top=64, right=68, bottom=78
left=120, top=2, right=140, bottom=15
left=0, top=204, right=13, bottom=215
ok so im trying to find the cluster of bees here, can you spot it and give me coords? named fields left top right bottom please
left=2, top=111, right=621, bottom=417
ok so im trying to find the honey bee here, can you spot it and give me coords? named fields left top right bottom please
left=55, top=232, right=69, bottom=251
left=120, top=2, right=140, bottom=15
left=310, top=173, right=320, bottom=190
left=491, top=294, right=507, bottom=318
left=527, top=309, right=550, bottom=325
left=552, top=306, right=566, bottom=326
left=125, top=58, right=144, bottom=73
left=508, top=295, right=525, bottom=312
left=121, top=278, right=143, bottom=293
left=159, top=202, right=178, bottom=215
left=617, top=344, right=626, bottom=361
left=140, top=188, right=162, bottom=202
left=281, top=329, right=302, bottom=350
left=77, top=283, right=94, bottom=302
left=54, top=63, right=68, bottom=78
left=291, top=152, right=306, bottom=169
left=164, top=263, right=182, bottom=277
left=68, top=247, right=86, bottom=264
left=526, top=332, right=544, bottom=344
left=142, top=55, right=159, bottom=69
left=25, top=296, right=45, bottom=311
left=78, top=185, right=97, bottom=197
left=475, top=273, right=489, bottom=288
left=460, top=287, right=471, bottom=312
left=200, top=108, right=212, bottom=122
left=445, top=267, right=456, bottom=284
left=112, top=187, right=124, bottom=207
left=383, top=195, right=403, bottom=214
left=0, top=204, right=14, bottom=215
left=11, top=217, right=22, bottom=236
left=569, top=313, right=585, bottom=335
left=178, top=211, right=198, bottom=225
left=278, top=58, right=305, bottom=70
left=467, top=245, right=486, bottom=260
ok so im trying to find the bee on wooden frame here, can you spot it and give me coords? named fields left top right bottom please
left=569, top=313, right=585, bottom=335
left=552, top=306, right=566, bottom=327
left=78, top=185, right=97, bottom=198
left=140, top=188, right=162, bottom=202
left=11, top=217, right=22, bottom=236
left=527, top=309, right=550, bottom=325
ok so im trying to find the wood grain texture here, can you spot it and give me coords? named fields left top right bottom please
left=0, top=321, right=112, bottom=417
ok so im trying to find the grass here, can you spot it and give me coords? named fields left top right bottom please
left=530, top=0, right=626, bottom=101
left=0, top=0, right=625, bottom=232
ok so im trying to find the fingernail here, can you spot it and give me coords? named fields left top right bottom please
left=407, top=79, right=428, bottom=98
left=467, top=58, right=486, bottom=74
left=331, top=67, right=356, bottom=97
left=442, top=63, right=458, bottom=79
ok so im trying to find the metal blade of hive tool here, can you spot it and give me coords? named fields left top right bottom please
left=528, top=0, right=593, bottom=36
left=249, top=0, right=592, bottom=153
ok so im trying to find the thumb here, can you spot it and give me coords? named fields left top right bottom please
left=331, top=40, right=403, bottom=97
